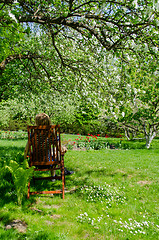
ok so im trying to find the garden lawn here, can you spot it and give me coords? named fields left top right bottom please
left=0, top=139, right=158, bottom=240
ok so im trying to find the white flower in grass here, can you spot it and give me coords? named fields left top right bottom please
left=144, top=221, right=149, bottom=226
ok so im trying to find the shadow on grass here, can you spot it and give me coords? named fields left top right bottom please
left=85, top=168, right=128, bottom=177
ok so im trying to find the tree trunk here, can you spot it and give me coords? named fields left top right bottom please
left=145, top=131, right=157, bottom=149
left=124, top=128, right=130, bottom=140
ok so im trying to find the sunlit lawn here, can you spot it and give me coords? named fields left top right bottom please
left=0, top=138, right=159, bottom=239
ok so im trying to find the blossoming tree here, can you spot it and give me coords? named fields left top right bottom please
left=104, top=52, right=159, bottom=148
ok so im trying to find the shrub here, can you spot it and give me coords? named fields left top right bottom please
left=2, top=154, right=34, bottom=206
left=0, top=130, right=27, bottom=140
left=64, top=135, right=147, bottom=150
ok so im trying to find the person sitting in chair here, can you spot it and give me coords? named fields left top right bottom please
left=24, top=113, right=73, bottom=175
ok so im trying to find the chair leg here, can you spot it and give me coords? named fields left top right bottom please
left=62, top=172, right=65, bottom=199
left=27, top=181, right=30, bottom=199
left=61, top=156, right=65, bottom=199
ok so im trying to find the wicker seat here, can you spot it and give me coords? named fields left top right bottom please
left=27, top=125, right=65, bottom=199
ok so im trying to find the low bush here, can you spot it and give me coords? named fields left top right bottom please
left=0, top=130, right=27, bottom=140
left=63, top=134, right=147, bottom=150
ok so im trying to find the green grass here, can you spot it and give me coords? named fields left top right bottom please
left=0, top=138, right=159, bottom=239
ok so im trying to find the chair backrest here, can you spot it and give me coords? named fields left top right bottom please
left=27, top=125, right=61, bottom=167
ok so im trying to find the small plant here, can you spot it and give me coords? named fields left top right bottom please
left=75, top=134, right=109, bottom=150
left=77, top=212, right=103, bottom=227
left=80, top=184, right=126, bottom=207
left=4, top=154, right=34, bottom=206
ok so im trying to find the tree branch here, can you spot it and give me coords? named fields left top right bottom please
left=0, top=53, right=43, bottom=73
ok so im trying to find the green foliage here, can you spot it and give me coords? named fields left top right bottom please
left=65, top=134, right=147, bottom=150
left=75, top=136, right=108, bottom=150
left=0, top=93, right=76, bottom=130
left=120, top=140, right=146, bottom=150
left=3, top=156, right=34, bottom=206
left=0, top=130, right=27, bottom=139
left=75, top=97, right=99, bottom=125
left=0, top=0, right=158, bottom=105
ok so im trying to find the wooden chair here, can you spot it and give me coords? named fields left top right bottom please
left=27, top=125, right=65, bottom=199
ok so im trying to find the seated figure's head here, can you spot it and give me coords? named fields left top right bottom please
left=35, top=113, right=51, bottom=126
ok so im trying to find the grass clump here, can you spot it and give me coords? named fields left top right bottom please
left=80, top=184, right=126, bottom=206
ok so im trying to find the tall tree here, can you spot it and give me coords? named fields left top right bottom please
left=0, top=0, right=158, bottom=137
left=0, top=0, right=158, bottom=72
